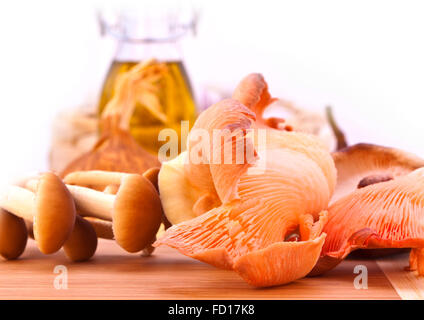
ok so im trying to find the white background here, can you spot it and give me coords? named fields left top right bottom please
left=0, top=0, right=423, bottom=184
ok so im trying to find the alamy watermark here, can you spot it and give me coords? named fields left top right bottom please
left=353, top=265, right=368, bottom=289
left=53, top=265, right=68, bottom=290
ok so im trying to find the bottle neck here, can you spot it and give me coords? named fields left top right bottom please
left=113, top=40, right=182, bottom=62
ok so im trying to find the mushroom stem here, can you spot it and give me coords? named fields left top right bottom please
left=64, top=171, right=130, bottom=189
left=84, top=217, right=114, bottom=239
left=0, top=186, right=35, bottom=222
left=103, top=184, right=120, bottom=195
left=28, top=172, right=162, bottom=253
left=326, top=106, right=347, bottom=150
left=25, top=178, right=113, bottom=221
left=1, top=172, right=76, bottom=255
left=64, top=185, right=115, bottom=221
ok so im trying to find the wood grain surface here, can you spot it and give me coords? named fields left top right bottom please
left=0, top=239, right=402, bottom=300
left=377, top=253, right=424, bottom=300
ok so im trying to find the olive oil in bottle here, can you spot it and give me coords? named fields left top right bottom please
left=98, top=60, right=197, bottom=155
left=97, top=4, right=198, bottom=155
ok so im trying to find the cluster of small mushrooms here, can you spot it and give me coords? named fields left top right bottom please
left=0, top=61, right=175, bottom=262
left=0, top=168, right=164, bottom=262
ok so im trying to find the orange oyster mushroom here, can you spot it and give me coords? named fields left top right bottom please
left=232, top=73, right=278, bottom=128
left=331, top=143, right=424, bottom=205
left=155, top=93, right=336, bottom=286
left=327, top=143, right=424, bottom=259
left=307, top=143, right=424, bottom=269
left=311, top=164, right=424, bottom=276
left=232, top=73, right=338, bottom=151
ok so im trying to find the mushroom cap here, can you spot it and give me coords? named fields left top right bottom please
left=63, top=215, right=97, bottom=262
left=0, top=209, right=28, bottom=260
left=34, top=172, right=76, bottom=254
left=113, top=174, right=162, bottom=252
left=142, top=167, right=160, bottom=191
left=331, top=143, right=424, bottom=204
left=311, top=167, right=424, bottom=275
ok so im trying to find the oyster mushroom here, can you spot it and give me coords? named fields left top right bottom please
left=155, top=97, right=336, bottom=287
left=310, top=144, right=424, bottom=272
left=159, top=151, right=221, bottom=225
left=0, top=172, right=76, bottom=254
left=311, top=167, right=424, bottom=276
left=232, top=73, right=337, bottom=150
left=331, top=143, right=424, bottom=204
left=232, top=73, right=278, bottom=128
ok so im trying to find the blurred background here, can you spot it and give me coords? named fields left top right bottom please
left=0, top=0, right=423, bottom=183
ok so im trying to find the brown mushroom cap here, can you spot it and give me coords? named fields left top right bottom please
left=34, top=172, right=76, bottom=254
left=63, top=215, right=97, bottom=262
left=0, top=209, right=28, bottom=260
left=142, top=167, right=160, bottom=191
left=113, top=174, right=162, bottom=252
left=331, top=143, right=424, bottom=204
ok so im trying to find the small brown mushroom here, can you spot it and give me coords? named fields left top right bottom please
left=82, top=216, right=155, bottom=256
left=65, top=168, right=169, bottom=230
left=0, top=208, right=28, bottom=260
left=142, top=167, right=160, bottom=191
left=26, top=215, right=105, bottom=262
left=64, top=168, right=161, bottom=192
left=0, top=172, right=76, bottom=254
left=30, top=172, right=162, bottom=253
left=62, top=215, right=98, bottom=262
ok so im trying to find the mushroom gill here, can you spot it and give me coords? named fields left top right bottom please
left=331, top=143, right=424, bottom=205
left=155, top=95, right=336, bottom=287
left=323, top=143, right=424, bottom=260
left=311, top=167, right=424, bottom=276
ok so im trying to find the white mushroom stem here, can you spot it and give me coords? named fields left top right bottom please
left=103, top=184, right=119, bottom=195
left=0, top=186, right=35, bottom=222
left=67, top=185, right=114, bottom=221
left=64, top=171, right=129, bottom=189
left=26, top=179, right=114, bottom=221
left=84, top=217, right=114, bottom=239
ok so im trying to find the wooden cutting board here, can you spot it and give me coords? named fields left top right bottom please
left=0, top=239, right=421, bottom=300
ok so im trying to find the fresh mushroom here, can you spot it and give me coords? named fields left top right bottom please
left=331, top=143, right=424, bottom=204
left=0, top=172, right=76, bottom=254
left=64, top=168, right=161, bottom=191
left=84, top=217, right=114, bottom=239
left=65, top=168, right=169, bottom=230
left=62, top=215, right=98, bottom=262
left=28, top=172, right=162, bottom=253
left=142, top=167, right=160, bottom=191
left=25, top=214, right=109, bottom=262
left=76, top=216, right=154, bottom=258
left=0, top=208, right=28, bottom=260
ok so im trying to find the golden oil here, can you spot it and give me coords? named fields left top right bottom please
left=98, top=60, right=197, bottom=154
